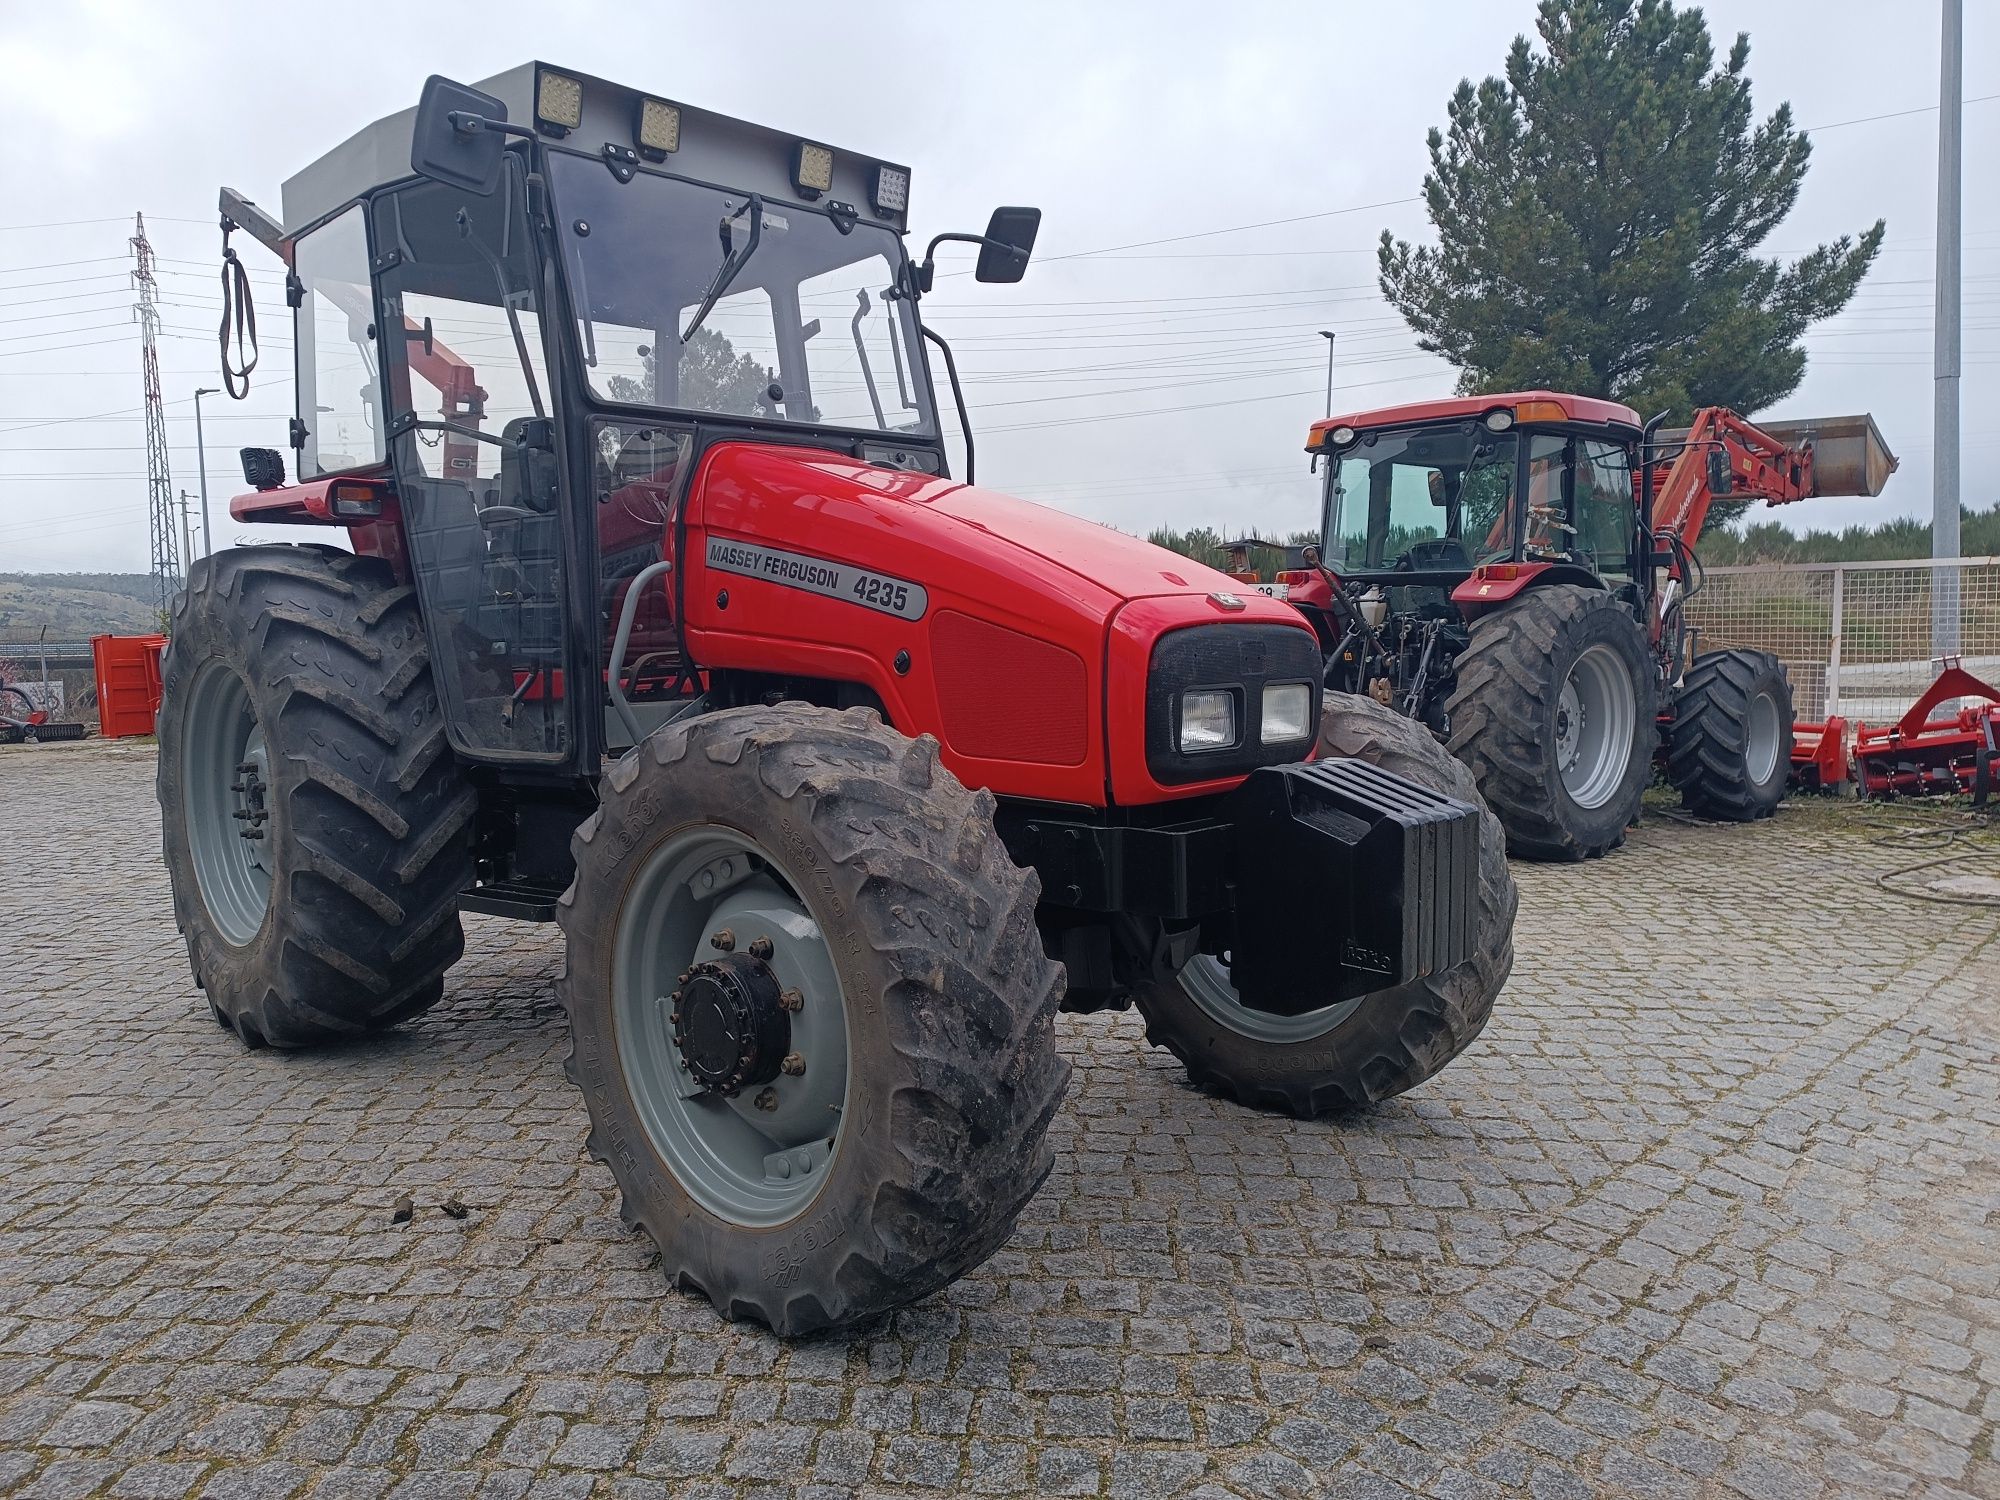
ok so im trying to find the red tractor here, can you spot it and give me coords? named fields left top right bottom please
left=1271, top=393, right=1893, bottom=859
left=157, top=66, right=1514, bottom=1334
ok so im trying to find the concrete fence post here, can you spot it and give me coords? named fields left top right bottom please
left=1826, top=564, right=1844, bottom=718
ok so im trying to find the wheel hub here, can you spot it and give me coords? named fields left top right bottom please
left=1555, top=685, right=1584, bottom=772
left=232, top=747, right=271, bottom=869
left=670, top=953, right=791, bottom=1095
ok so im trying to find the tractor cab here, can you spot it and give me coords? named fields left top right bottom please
left=1307, top=392, right=1646, bottom=599
left=223, top=63, right=1037, bottom=771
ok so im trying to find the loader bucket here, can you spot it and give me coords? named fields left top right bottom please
left=1757, top=414, right=1898, bottom=497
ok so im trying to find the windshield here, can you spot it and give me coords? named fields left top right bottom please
left=1322, top=426, right=1517, bottom=573
left=548, top=155, right=934, bottom=436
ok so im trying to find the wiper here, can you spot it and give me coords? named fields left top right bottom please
left=851, top=288, right=886, bottom=427
left=680, top=194, right=763, bottom=344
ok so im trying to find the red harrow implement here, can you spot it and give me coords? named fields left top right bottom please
left=1851, top=661, right=1999, bottom=801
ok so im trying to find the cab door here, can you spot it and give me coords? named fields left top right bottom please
left=370, top=161, right=576, bottom=764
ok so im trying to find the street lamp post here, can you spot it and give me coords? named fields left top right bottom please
left=1318, top=330, right=1337, bottom=417
left=193, top=386, right=220, bottom=560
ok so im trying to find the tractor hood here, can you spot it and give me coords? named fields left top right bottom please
left=684, top=442, right=1314, bottom=807
left=690, top=444, right=1297, bottom=624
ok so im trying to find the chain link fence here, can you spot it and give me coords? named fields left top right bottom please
left=1685, top=557, right=2000, bottom=722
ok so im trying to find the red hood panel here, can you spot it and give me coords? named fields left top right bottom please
left=717, top=446, right=1295, bottom=617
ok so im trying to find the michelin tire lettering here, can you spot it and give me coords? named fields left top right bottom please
left=705, top=537, right=928, bottom=621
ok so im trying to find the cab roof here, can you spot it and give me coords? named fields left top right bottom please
left=1304, top=390, right=1644, bottom=451
left=281, top=62, right=909, bottom=237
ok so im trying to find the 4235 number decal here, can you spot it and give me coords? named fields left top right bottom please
left=851, top=574, right=911, bottom=614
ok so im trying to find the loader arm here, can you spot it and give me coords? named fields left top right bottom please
left=1650, top=407, right=1816, bottom=557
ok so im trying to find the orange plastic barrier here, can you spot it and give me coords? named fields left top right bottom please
left=92, top=634, right=167, bottom=738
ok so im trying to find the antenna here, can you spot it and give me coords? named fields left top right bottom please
left=132, top=212, right=183, bottom=627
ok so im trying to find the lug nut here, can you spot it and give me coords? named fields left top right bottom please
left=781, top=1053, right=806, bottom=1077
left=709, top=929, right=735, bottom=952
left=753, top=1087, right=778, bottom=1111
left=748, top=936, right=774, bottom=961
left=779, top=988, right=803, bottom=1013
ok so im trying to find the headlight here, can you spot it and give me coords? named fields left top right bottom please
left=1178, top=689, right=1237, bottom=752
left=1328, top=425, right=1358, bottom=448
left=1483, top=407, right=1515, bottom=432
left=1261, top=683, right=1313, bottom=743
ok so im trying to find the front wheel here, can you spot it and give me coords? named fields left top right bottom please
left=557, top=705, right=1068, bottom=1336
left=1131, top=695, right=1516, bottom=1118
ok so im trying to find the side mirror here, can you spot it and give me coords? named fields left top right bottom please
left=411, top=75, right=510, bottom=196
left=500, top=417, right=560, bottom=513
left=1707, top=447, right=1732, bottom=497
left=975, top=206, right=1041, bottom=283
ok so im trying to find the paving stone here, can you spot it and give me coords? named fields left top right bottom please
left=0, top=743, right=1992, bottom=1497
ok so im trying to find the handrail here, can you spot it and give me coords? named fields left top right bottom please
left=606, top=559, right=674, bottom=749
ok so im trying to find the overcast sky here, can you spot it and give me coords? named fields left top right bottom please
left=1, top=0, right=1993, bottom=573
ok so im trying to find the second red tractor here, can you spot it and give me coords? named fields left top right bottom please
left=1270, top=392, right=1893, bottom=858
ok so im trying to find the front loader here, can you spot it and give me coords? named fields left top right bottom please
left=1266, top=393, right=1894, bottom=859
left=155, top=66, right=1515, bottom=1335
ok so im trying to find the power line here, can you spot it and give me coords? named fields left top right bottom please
left=1803, top=91, right=1999, bottom=134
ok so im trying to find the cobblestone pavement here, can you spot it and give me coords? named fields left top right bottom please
left=2, top=737, right=1997, bottom=1500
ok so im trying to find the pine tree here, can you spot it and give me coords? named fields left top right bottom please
left=1378, top=0, right=1883, bottom=424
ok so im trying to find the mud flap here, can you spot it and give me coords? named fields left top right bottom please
left=1223, top=758, right=1479, bottom=1014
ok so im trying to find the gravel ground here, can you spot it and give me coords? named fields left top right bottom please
left=1, top=736, right=1996, bottom=1499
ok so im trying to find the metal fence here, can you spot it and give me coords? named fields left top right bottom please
left=1684, top=556, right=2000, bottom=722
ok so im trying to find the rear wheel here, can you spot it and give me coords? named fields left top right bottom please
left=558, top=705, right=1068, bottom=1335
left=1446, top=585, right=1656, bottom=860
left=1130, top=695, right=1515, bottom=1118
left=1666, top=649, right=1794, bottom=820
left=156, top=545, right=475, bottom=1048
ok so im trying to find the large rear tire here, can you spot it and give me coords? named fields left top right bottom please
left=156, top=545, right=474, bottom=1048
left=1666, top=649, right=1794, bottom=821
left=1446, top=585, right=1656, bottom=860
left=558, top=705, right=1068, bottom=1335
left=1130, top=694, right=1515, bottom=1118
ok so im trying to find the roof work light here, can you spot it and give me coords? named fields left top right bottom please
left=872, top=165, right=910, bottom=215
left=535, top=70, right=584, bottom=134
left=792, top=141, right=834, bottom=198
left=635, top=98, right=680, bottom=159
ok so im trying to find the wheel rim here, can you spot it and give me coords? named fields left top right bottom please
left=1177, top=952, right=1365, bottom=1044
left=611, top=825, right=852, bottom=1227
left=1553, top=643, right=1637, bottom=810
left=181, top=661, right=272, bottom=946
left=1745, top=688, right=1782, bottom=785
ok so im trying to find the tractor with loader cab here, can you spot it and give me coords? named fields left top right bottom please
left=1262, top=393, right=1894, bottom=859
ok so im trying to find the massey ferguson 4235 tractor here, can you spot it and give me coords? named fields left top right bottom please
left=156, top=66, right=1514, bottom=1334
left=1281, top=394, right=1893, bottom=860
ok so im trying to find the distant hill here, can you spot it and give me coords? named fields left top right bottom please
left=0, top=573, right=161, bottom=638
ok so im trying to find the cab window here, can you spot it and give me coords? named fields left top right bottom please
left=372, top=164, right=569, bottom=763
left=293, top=205, right=383, bottom=477
left=1575, top=440, right=1637, bottom=578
